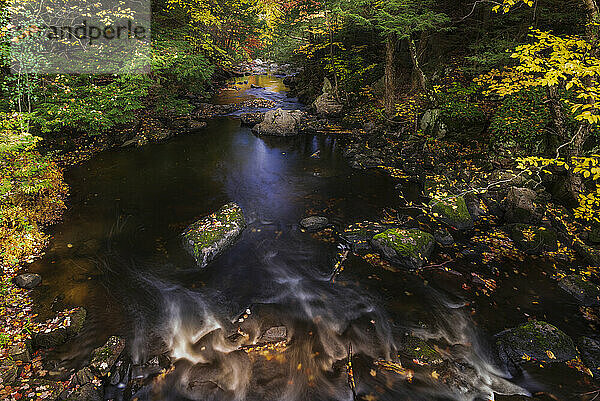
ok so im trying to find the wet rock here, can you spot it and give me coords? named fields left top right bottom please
left=74, top=366, right=95, bottom=385
left=503, top=187, right=541, bottom=224
left=252, top=108, right=305, bottom=136
left=559, top=275, right=600, bottom=306
left=0, top=361, right=18, bottom=385
left=67, top=382, right=102, bottom=401
left=240, top=112, right=265, bottom=126
left=507, top=224, right=558, bottom=254
left=371, top=228, right=435, bottom=270
left=577, top=337, right=600, bottom=376
left=182, top=203, right=247, bottom=268
left=340, top=221, right=389, bottom=254
left=299, top=216, right=329, bottom=232
left=90, top=336, right=126, bottom=377
left=430, top=196, right=474, bottom=230
left=398, top=335, right=442, bottom=364
left=13, top=273, right=42, bottom=289
left=495, top=321, right=577, bottom=373
left=434, top=229, right=454, bottom=246
left=257, top=326, right=287, bottom=344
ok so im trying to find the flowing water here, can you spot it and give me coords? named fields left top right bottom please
left=28, top=75, right=594, bottom=400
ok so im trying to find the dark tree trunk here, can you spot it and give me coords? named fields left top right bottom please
left=384, top=33, right=401, bottom=117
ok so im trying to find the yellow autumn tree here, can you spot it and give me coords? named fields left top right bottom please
left=479, top=0, right=600, bottom=223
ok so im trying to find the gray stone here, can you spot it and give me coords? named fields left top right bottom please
left=420, top=109, right=447, bottom=138
left=299, top=216, right=329, bottom=232
left=434, top=229, right=454, bottom=246
left=252, top=108, right=306, bottom=136
left=8, top=343, right=30, bottom=362
left=559, top=275, right=600, bottom=306
left=14, top=273, right=41, bottom=289
left=182, top=203, right=246, bottom=268
left=508, top=224, right=558, bottom=254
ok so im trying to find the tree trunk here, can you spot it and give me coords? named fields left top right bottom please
left=408, top=37, right=438, bottom=108
left=384, top=33, right=401, bottom=117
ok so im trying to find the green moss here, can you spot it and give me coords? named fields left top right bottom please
left=401, top=336, right=441, bottom=363
left=430, top=196, right=471, bottom=223
left=184, top=203, right=245, bottom=249
left=372, top=229, right=434, bottom=258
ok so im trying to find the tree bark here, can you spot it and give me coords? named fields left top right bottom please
left=384, top=33, right=401, bottom=117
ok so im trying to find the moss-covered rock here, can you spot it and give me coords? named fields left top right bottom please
left=495, top=321, right=577, bottom=373
left=90, top=336, right=125, bottom=377
left=182, top=203, right=246, bottom=267
left=398, top=335, right=442, bottom=364
left=340, top=221, right=389, bottom=254
left=430, top=196, right=474, bottom=230
left=559, top=275, right=600, bottom=306
left=508, top=224, right=558, bottom=254
left=577, top=337, right=600, bottom=378
left=371, top=228, right=435, bottom=270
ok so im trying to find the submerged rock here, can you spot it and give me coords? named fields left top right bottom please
left=252, top=108, right=305, bottom=136
left=182, top=203, right=247, bottom=268
left=430, top=196, right=474, bottom=230
left=14, top=273, right=42, bottom=289
left=299, top=216, right=329, bottom=232
left=257, top=326, right=287, bottom=344
left=495, top=321, right=577, bottom=373
left=34, top=307, right=87, bottom=349
left=371, top=228, right=435, bottom=270
left=508, top=224, right=558, bottom=254
left=559, top=275, right=600, bottom=306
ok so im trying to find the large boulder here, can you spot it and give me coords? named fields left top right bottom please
left=251, top=108, right=305, bottom=136
left=507, top=224, right=558, bottom=254
left=371, top=228, right=435, bottom=270
left=503, top=187, right=541, bottom=224
left=430, top=196, right=474, bottom=230
left=495, top=321, right=577, bottom=373
left=182, top=203, right=247, bottom=268
left=13, top=273, right=42, bottom=289
left=313, top=77, right=343, bottom=117
left=559, top=275, right=600, bottom=306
